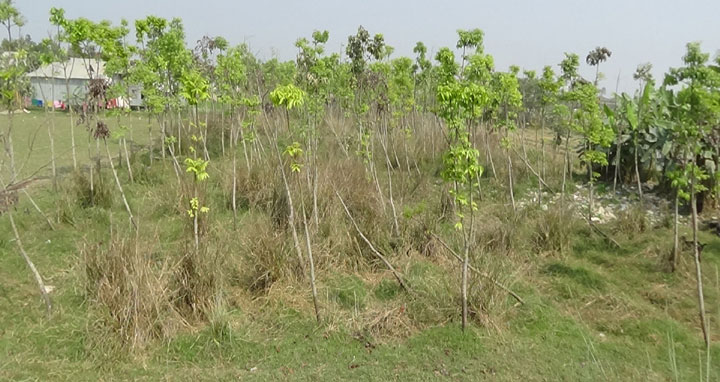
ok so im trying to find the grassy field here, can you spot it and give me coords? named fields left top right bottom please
left=1, top=112, right=720, bottom=381
left=2, top=110, right=152, bottom=181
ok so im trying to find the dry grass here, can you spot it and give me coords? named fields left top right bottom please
left=531, top=204, right=577, bottom=255
left=82, top=234, right=182, bottom=352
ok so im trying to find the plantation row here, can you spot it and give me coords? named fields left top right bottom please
left=1, top=3, right=719, bottom=355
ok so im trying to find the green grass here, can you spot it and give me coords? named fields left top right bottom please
left=2, top=116, right=720, bottom=381
left=3, top=110, right=152, bottom=181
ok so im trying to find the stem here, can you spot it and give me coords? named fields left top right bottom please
left=691, top=160, right=709, bottom=346
left=336, top=189, right=409, bottom=292
left=634, top=140, right=643, bottom=200
left=671, top=191, right=679, bottom=272
left=301, top=194, right=320, bottom=323
left=105, top=140, right=137, bottom=229
left=613, top=129, right=622, bottom=193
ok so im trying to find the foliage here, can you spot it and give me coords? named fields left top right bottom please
left=184, top=157, right=209, bottom=182
left=270, top=84, right=305, bottom=110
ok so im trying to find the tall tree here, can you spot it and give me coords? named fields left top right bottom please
left=0, top=0, right=24, bottom=43
left=586, top=46, right=612, bottom=87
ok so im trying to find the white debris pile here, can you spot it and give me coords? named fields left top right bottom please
left=519, top=184, right=674, bottom=225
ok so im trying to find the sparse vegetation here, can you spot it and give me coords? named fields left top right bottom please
left=1, top=4, right=720, bottom=380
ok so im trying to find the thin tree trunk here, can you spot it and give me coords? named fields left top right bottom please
left=220, top=110, right=226, bottom=157
left=279, top=153, right=306, bottom=276
left=48, top=109, right=57, bottom=189
left=89, top=160, right=94, bottom=206
left=148, top=118, right=154, bottom=167
left=336, top=189, right=409, bottom=292
left=540, top=111, right=546, bottom=180
left=123, top=138, right=134, bottom=183
left=561, top=129, right=571, bottom=206
left=507, top=148, right=516, bottom=212
left=691, top=163, right=709, bottom=346
left=177, top=111, right=183, bottom=155
left=65, top=80, right=78, bottom=171
left=588, top=161, right=594, bottom=222
left=613, top=132, right=622, bottom=193
left=105, top=140, right=137, bottom=229
left=21, top=189, right=55, bottom=231
left=312, top=138, right=319, bottom=229
left=301, top=199, right=320, bottom=323
left=634, top=142, right=643, bottom=200
left=432, top=233, right=524, bottom=305
left=232, top=126, right=238, bottom=229
left=203, top=105, right=210, bottom=161
left=370, top=156, right=387, bottom=213
left=237, top=114, right=251, bottom=172
left=671, top=191, right=679, bottom=272
left=484, top=126, right=497, bottom=180
left=193, top=207, right=199, bottom=253
left=462, top=243, right=469, bottom=331
left=379, top=127, right=400, bottom=236
left=160, top=114, right=166, bottom=161
left=6, top=111, right=17, bottom=183
left=461, top=178, right=472, bottom=331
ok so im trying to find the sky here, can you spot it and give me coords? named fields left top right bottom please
left=13, top=0, right=720, bottom=93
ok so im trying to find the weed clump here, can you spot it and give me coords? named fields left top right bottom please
left=614, top=205, right=648, bottom=236
left=82, top=236, right=180, bottom=352
left=328, top=274, right=368, bottom=310
left=532, top=205, right=575, bottom=254
left=72, top=167, right=113, bottom=209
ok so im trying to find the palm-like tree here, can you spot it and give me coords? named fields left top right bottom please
left=586, top=46, right=612, bottom=86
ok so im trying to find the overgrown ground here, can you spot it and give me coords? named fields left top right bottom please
left=2, top=111, right=720, bottom=381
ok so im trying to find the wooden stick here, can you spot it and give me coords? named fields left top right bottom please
left=511, top=147, right=555, bottom=193
left=587, top=220, right=621, bottom=249
left=21, top=189, right=55, bottom=231
left=335, top=189, right=410, bottom=292
left=8, top=210, right=52, bottom=316
left=431, top=233, right=525, bottom=305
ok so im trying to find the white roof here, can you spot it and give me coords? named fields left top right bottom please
left=26, top=58, right=108, bottom=80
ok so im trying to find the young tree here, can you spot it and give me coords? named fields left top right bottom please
left=558, top=53, right=582, bottom=200
left=0, top=49, right=29, bottom=183
left=0, top=0, right=24, bottom=43
left=491, top=70, right=523, bottom=211
left=537, top=66, right=562, bottom=186
left=133, top=16, right=192, bottom=163
left=568, top=82, right=614, bottom=221
left=435, top=41, right=489, bottom=330
left=664, top=42, right=720, bottom=347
